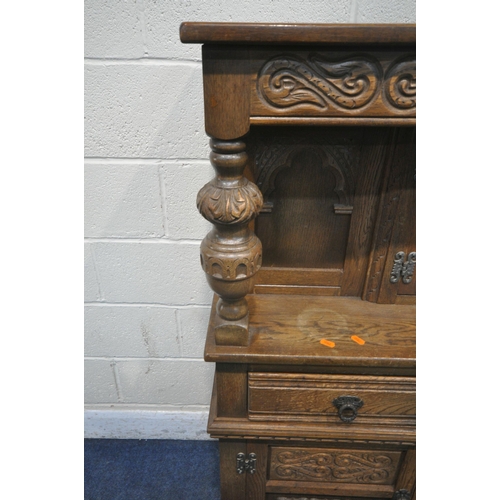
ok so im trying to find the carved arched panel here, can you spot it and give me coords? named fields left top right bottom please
left=247, top=127, right=361, bottom=271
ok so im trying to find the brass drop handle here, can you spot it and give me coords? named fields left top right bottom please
left=332, top=396, right=364, bottom=423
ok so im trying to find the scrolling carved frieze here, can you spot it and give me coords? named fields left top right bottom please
left=384, top=57, right=416, bottom=109
left=256, top=53, right=416, bottom=115
left=258, top=55, right=381, bottom=110
left=269, top=448, right=400, bottom=484
left=197, top=177, right=264, bottom=225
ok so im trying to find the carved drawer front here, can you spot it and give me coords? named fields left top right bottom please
left=266, top=446, right=406, bottom=498
left=250, top=49, right=416, bottom=120
left=270, top=446, right=401, bottom=483
left=248, top=373, right=415, bottom=426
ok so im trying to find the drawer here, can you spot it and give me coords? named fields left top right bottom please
left=266, top=445, right=415, bottom=499
left=248, top=373, right=415, bottom=426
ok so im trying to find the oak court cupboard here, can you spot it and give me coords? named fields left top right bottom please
left=180, top=22, right=416, bottom=500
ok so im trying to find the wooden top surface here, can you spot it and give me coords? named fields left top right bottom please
left=205, top=294, right=415, bottom=368
left=180, top=23, right=416, bottom=45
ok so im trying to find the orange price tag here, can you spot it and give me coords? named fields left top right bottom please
left=351, top=335, right=365, bottom=345
left=320, top=339, right=335, bottom=348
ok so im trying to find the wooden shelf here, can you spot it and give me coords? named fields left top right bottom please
left=205, top=294, right=415, bottom=370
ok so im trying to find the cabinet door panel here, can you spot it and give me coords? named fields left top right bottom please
left=364, top=128, right=416, bottom=304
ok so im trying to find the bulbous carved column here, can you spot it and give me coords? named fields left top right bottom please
left=197, top=138, right=263, bottom=346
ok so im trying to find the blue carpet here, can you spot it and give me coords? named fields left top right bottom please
left=84, top=439, right=220, bottom=500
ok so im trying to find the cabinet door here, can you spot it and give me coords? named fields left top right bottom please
left=363, top=127, right=416, bottom=304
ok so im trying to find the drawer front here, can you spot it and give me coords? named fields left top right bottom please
left=265, top=445, right=415, bottom=498
left=269, top=446, right=401, bottom=484
left=249, top=49, right=416, bottom=120
left=248, top=373, right=415, bottom=425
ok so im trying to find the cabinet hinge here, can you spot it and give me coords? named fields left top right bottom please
left=236, top=452, right=256, bottom=474
left=390, top=251, right=416, bottom=284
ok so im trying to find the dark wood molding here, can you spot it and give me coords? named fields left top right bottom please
left=180, top=23, right=416, bottom=45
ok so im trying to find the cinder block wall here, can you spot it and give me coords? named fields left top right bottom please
left=84, top=0, right=416, bottom=439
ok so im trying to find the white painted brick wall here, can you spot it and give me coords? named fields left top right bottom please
left=85, top=359, right=120, bottom=404
left=84, top=0, right=415, bottom=438
left=85, top=162, right=165, bottom=238
left=84, top=243, right=101, bottom=302
left=84, top=305, right=180, bottom=357
left=177, top=307, right=212, bottom=358
left=356, top=0, right=416, bottom=23
left=84, top=63, right=207, bottom=159
left=116, top=359, right=215, bottom=405
left=91, top=241, right=211, bottom=305
left=84, top=0, right=144, bottom=59
left=160, top=162, right=212, bottom=240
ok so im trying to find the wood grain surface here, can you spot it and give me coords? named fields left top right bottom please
left=205, top=294, right=415, bottom=368
left=180, top=23, right=416, bottom=45
left=248, top=373, right=415, bottom=425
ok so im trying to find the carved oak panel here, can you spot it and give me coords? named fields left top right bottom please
left=247, top=127, right=361, bottom=274
left=269, top=447, right=401, bottom=484
left=250, top=50, right=416, bottom=119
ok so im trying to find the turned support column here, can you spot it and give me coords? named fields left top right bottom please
left=197, top=138, right=263, bottom=346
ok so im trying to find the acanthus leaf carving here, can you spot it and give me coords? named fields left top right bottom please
left=197, top=177, right=264, bottom=225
